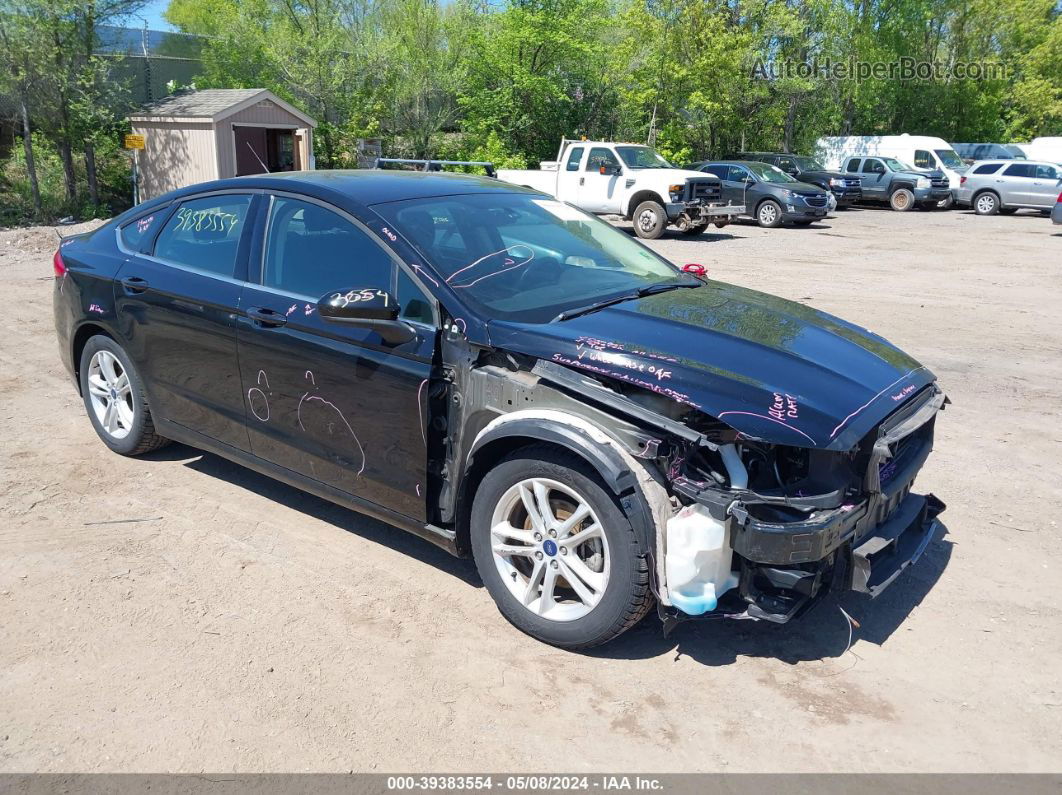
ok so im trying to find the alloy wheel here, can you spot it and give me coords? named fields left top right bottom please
left=489, top=477, right=609, bottom=622
left=637, top=208, right=659, bottom=234
left=759, top=203, right=778, bottom=225
left=86, top=350, right=135, bottom=440
left=976, top=194, right=996, bottom=214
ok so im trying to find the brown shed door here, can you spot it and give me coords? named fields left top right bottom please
left=234, top=126, right=269, bottom=176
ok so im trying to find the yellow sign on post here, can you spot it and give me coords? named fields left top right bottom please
left=124, top=134, right=145, bottom=150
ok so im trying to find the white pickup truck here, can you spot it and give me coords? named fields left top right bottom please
left=497, top=139, right=744, bottom=239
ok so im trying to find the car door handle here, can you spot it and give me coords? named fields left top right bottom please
left=246, top=306, right=288, bottom=328
left=579, top=177, right=585, bottom=186
left=120, top=276, right=150, bottom=294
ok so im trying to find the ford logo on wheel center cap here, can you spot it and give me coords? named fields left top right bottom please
left=542, top=539, right=558, bottom=557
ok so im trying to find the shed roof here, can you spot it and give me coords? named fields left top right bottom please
left=128, top=88, right=316, bottom=127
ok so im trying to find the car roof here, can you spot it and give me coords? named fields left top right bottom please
left=159, top=169, right=536, bottom=207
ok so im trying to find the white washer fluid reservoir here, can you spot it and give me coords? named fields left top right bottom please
left=665, top=503, right=739, bottom=615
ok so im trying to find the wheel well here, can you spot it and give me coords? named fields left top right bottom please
left=626, top=190, right=665, bottom=219
left=973, top=188, right=999, bottom=203
left=454, top=436, right=618, bottom=557
left=890, top=182, right=914, bottom=194
left=71, top=323, right=112, bottom=393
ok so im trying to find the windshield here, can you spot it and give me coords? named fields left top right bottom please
left=616, top=146, right=674, bottom=169
left=934, top=149, right=964, bottom=169
left=793, top=156, right=825, bottom=171
left=745, top=162, right=798, bottom=183
left=882, top=157, right=915, bottom=172
left=372, top=193, right=693, bottom=324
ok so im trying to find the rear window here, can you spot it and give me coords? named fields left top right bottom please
left=1003, top=163, right=1034, bottom=178
left=846, top=158, right=861, bottom=172
left=118, top=211, right=162, bottom=252
left=152, top=194, right=252, bottom=277
left=973, top=163, right=1003, bottom=175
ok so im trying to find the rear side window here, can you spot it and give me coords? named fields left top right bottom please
left=565, top=147, right=584, bottom=171
left=262, top=197, right=393, bottom=300
left=1003, top=163, right=1034, bottom=178
left=119, top=211, right=162, bottom=252
left=707, top=165, right=731, bottom=180
left=913, top=150, right=933, bottom=168
left=973, top=163, right=1002, bottom=175
left=1035, top=164, right=1058, bottom=180
left=777, top=157, right=796, bottom=171
left=846, top=158, right=861, bottom=172
left=152, top=195, right=251, bottom=276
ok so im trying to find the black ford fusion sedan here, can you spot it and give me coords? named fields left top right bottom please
left=53, top=170, right=945, bottom=649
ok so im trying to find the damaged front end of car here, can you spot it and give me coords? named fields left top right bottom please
left=445, top=331, right=947, bottom=631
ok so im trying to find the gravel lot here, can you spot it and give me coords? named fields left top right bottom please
left=1, top=206, right=1060, bottom=772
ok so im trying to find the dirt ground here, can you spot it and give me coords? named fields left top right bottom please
left=1, top=206, right=1060, bottom=773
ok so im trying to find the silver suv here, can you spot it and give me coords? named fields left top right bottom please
left=958, top=160, right=1061, bottom=215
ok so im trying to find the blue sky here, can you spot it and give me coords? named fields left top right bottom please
left=139, top=0, right=175, bottom=31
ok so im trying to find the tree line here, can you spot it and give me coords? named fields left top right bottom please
left=2, top=0, right=1060, bottom=222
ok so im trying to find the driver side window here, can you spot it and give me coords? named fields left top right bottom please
left=586, top=148, right=619, bottom=172
left=262, top=197, right=393, bottom=300
left=863, top=158, right=884, bottom=174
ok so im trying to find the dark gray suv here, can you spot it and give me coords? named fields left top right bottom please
left=689, top=160, right=830, bottom=227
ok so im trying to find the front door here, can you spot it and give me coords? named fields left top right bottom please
left=861, top=158, right=888, bottom=198
left=236, top=194, right=435, bottom=520
left=114, top=192, right=256, bottom=451
left=579, top=147, right=623, bottom=213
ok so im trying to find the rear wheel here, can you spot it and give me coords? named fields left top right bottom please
left=632, top=200, right=667, bottom=240
left=470, top=447, right=653, bottom=649
left=973, top=191, right=999, bottom=215
left=889, top=188, right=914, bottom=211
left=79, top=335, right=169, bottom=456
left=756, top=199, right=783, bottom=228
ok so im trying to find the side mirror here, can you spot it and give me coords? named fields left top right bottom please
left=317, top=288, right=416, bottom=345
left=599, top=164, right=621, bottom=176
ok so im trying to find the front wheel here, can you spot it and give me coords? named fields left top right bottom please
left=632, top=200, right=667, bottom=239
left=470, top=447, right=653, bottom=649
left=889, top=188, right=914, bottom=211
left=756, top=199, right=783, bottom=228
left=79, top=335, right=169, bottom=456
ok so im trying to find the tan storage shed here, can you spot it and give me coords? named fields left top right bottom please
left=128, top=88, right=317, bottom=200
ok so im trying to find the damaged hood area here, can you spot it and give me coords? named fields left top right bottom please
left=486, top=281, right=936, bottom=451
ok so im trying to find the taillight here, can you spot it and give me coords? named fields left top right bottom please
left=52, top=249, right=67, bottom=278
left=682, top=263, right=707, bottom=277
left=960, top=175, right=966, bottom=185
left=1057, top=191, right=1062, bottom=203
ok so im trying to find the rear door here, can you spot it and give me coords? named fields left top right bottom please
left=1001, top=163, right=1035, bottom=205
left=236, top=193, right=436, bottom=520
left=557, top=146, right=585, bottom=201
left=114, top=191, right=256, bottom=451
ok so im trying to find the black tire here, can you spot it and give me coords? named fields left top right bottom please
left=889, top=188, right=915, bottom=212
left=79, top=335, right=169, bottom=456
left=470, top=446, right=653, bottom=649
left=1040, top=209, right=1051, bottom=217
left=998, top=207, right=1018, bottom=215
left=973, top=191, right=999, bottom=215
left=679, top=224, right=707, bottom=236
left=632, top=200, right=667, bottom=239
left=756, top=199, right=783, bottom=228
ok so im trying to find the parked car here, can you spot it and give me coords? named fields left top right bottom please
left=497, top=139, right=744, bottom=239
left=952, top=143, right=1027, bottom=164
left=840, top=155, right=951, bottom=211
left=687, top=160, right=831, bottom=227
left=737, top=152, right=862, bottom=207
left=957, top=160, right=1062, bottom=215
left=53, top=170, right=946, bottom=649
left=817, top=134, right=966, bottom=208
